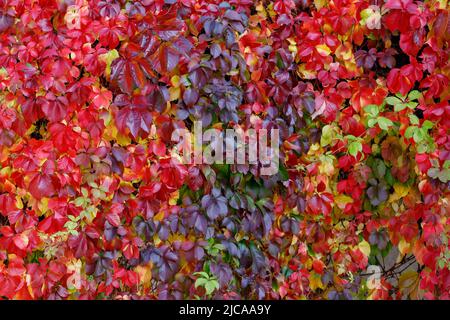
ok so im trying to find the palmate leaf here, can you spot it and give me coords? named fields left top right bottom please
left=194, top=277, right=208, bottom=288
left=115, top=106, right=152, bottom=138
left=377, top=117, right=394, bottom=131
left=150, top=37, right=193, bottom=74
left=110, top=42, right=156, bottom=94
left=204, top=279, right=219, bottom=295
left=41, top=93, right=70, bottom=122
left=113, top=94, right=153, bottom=138
left=348, top=141, right=362, bottom=157
left=0, top=12, right=13, bottom=32
left=28, top=172, right=56, bottom=199
left=201, top=188, right=228, bottom=220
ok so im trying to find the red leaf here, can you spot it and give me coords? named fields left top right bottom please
left=116, top=106, right=152, bottom=138
left=106, top=203, right=124, bottom=227
left=13, top=233, right=29, bottom=250
left=28, top=173, right=56, bottom=199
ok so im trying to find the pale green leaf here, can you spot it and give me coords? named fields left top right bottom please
left=377, top=117, right=393, bottom=131
left=385, top=96, right=402, bottom=105
left=321, top=125, right=334, bottom=147
left=408, top=90, right=421, bottom=101
left=422, top=120, right=433, bottom=130
left=368, top=118, right=378, bottom=128
left=364, top=104, right=379, bottom=116
left=408, top=114, right=419, bottom=125
left=348, top=141, right=362, bottom=157
left=394, top=103, right=407, bottom=112
left=195, top=278, right=208, bottom=288
left=404, top=126, right=416, bottom=139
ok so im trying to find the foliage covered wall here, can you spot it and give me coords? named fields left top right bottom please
left=0, top=0, right=449, bottom=299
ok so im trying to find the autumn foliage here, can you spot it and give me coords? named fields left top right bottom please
left=0, top=0, right=449, bottom=300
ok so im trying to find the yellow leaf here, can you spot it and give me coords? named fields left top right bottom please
left=116, top=131, right=131, bottom=146
left=399, top=270, right=419, bottom=299
left=154, top=211, right=165, bottom=222
left=297, top=64, right=317, bottom=79
left=287, top=37, right=297, bottom=54
left=398, top=238, right=411, bottom=255
left=309, top=272, right=325, bottom=291
left=16, top=196, right=23, bottom=209
left=319, top=154, right=336, bottom=175
left=0, top=67, right=7, bottom=78
left=315, top=44, right=331, bottom=57
left=168, top=233, right=185, bottom=243
left=314, top=0, right=328, bottom=10
left=169, top=86, right=181, bottom=101
left=434, top=0, right=448, bottom=9
left=335, top=43, right=353, bottom=61
left=0, top=165, right=10, bottom=175
left=37, top=197, right=49, bottom=214
left=135, top=263, right=153, bottom=289
left=394, top=183, right=410, bottom=198
left=66, top=259, right=82, bottom=291
left=255, top=2, right=267, bottom=16
left=99, top=49, right=119, bottom=79
left=266, top=3, right=276, bottom=18
left=334, top=194, right=353, bottom=210
left=170, top=75, right=180, bottom=87
left=288, top=44, right=297, bottom=54
left=358, top=240, right=371, bottom=257
left=389, top=184, right=408, bottom=202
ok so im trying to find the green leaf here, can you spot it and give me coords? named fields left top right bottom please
left=405, top=101, right=418, bottom=109
left=413, top=128, right=425, bottom=143
left=278, top=164, right=289, bottom=181
left=374, top=160, right=386, bottom=178
left=348, top=141, right=362, bottom=157
left=381, top=241, right=392, bottom=257
left=195, top=278, right=208, bottom=288
left=368, top=118, right=378, bottom=128
left=445, top=251, right=450, bottom=260
left=394, top=103, right=407, bottom=112
left=377, top=117, right=393, bottom=131
left=204, top=279, right=219, bottom=295
left=385, top=96, right=402, bottom=106
left=404, top=126, right=416, bottom=139
left=101, top=49, right=119, bottom=78
left=437, top=259, right=446, bottom=269
left=408, top=114, right=419, bottom=125
left=92, top=189, right=104, bottom=199
left=68, top=214, right=79, bottom=222
left=81, top=188, right=89, bottom=198
left=408, top=90, right=421, bottom=101
left=246, top=194, right=256, bottom=212
left=74, top=197, right=85, bottom=207
left=360, top=8, right=372, bottom=20
left=64, top=221, right=77, bottom=230
left=417, top=142, right=429, bottom=153
left=444, top=160, right=450, bottom=169
left=364, top=104, right=379, bottom=116
left=320, top=125, right=333, bottom=147
left=88, top=182, right=98, bottom=188
left=214, top=243, right=225, bottom=251
left=276, top=52, right=284, bottom=69
left=438, top=169, right=450, bottom=183
left=385, top=168, right=395, bottom=186
left=422, top=120, right=434, bottom=130
left=429, top=168, right=450, bottom=183
left=193, top=271, right=209, bottom=278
